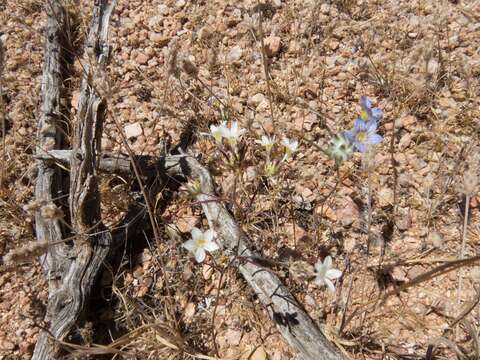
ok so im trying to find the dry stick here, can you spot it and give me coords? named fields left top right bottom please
left=33, top=0, right=71, bottom=279
left=386, top=108, right=398, bottom=260
left=0, top=35, right=5, bottom=188
left=35, top=150, right=186, bottom=178
left=253, top=10, right=276, bottom=125
left=33, top=1, right=116, bottom=359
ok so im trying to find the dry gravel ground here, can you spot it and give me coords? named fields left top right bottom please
left=1, top=0, right=480, bottom=359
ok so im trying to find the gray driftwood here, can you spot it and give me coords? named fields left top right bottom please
left=40, top=149, right=345, bottom=360
left=33, top=1, right=116, bottom=358
left=33, top=0, right=72, bottom=357
left=35, top=149, right=186, bottom=178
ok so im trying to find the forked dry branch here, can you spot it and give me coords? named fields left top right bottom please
left=33, top=1, right=116, bottom=358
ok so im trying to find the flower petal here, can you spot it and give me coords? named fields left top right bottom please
left=204, top=241, right=219, bottom=252
left=371, top=108, right=383, bottom=120
left=315, top=260, right=325, bottom=275
left=324, top=278, right=336, bottom=292
left=183, top=239, right=197, bottom=253
left=323, top=256, right=332, bottom=269
left=204, top=229, right=215, bottom=242
left=195, top=249, right=206, bottom=263
left=365, top=119, right=378, bottom=133
left=191, top=227, right=203, bottom=241
left=354, top=118, right=366, bottom=131
left=326, top=269, right=342, bottom=280
left=356, top=142, right=367, bottom=153
left=367, top=133, right=383, bottom=145
left=360, top=96, right=372, bottom=110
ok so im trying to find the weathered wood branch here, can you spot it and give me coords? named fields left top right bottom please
left=34, top=0, right=71, bottom=281
left=39, top=149, right=345, bottom=359
left=33, top=1, right=116, bottom=358
left=35, top=149, right=186, bottom=178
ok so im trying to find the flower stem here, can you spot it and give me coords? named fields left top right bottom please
left=456, top=194, right=470, bottom=340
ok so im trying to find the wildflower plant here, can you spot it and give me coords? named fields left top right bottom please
left=206, top=118, right=246, bottom=167
left=344, top=118, right=383, bottom=153
left=255, top=135, right=276, bottom=152
left=314, top=256, right=342, bottom=292
left=183, top=227, right=219, bottom=263
left=326, top=96, right=383, bottom=164
left=281, top=137, right=299, bottom=161
left=223, top=121, right=246, bottom=145
left=323, top=96, right=384, bottom=255
left=209, top=121, right=227, bottom=143
left=253, top=135, right=299, bottom=179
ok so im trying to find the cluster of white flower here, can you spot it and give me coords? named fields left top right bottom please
left=183, top=121, right=342, bottom=292
left=209, top=121, right=246, bottom=145
left=208, top=120, right=299, bottom=177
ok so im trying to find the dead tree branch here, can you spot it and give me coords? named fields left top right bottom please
left=33, top=1, right=116, bottom=358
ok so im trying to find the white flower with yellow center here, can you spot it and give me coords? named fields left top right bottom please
left=224, top=121, right=246, bottom=145
left=183, top=227, right=219, bottom=263
left=209, top=121, right=228, bottom=142
left=256, top=135, right=276, bottom=151
left=281, top=137, right=299, bottom=161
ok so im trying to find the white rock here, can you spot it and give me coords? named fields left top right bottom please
left=249, top=93, right=265, bottom=106
left=227, top=45, right=242, bottom=63
left=427, top=58, right=439, bottom=75
left=225, top=329, right=242, bottom=346
left=251, top=346, right=268, bottom=360
left=124, top=122, right=143, bottom=139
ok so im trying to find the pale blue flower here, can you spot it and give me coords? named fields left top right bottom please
left=360, top=96, right=383, bottom=123
left=344, top=118, right=383, bottom=153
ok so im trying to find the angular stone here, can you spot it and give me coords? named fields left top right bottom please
left=124, top=122, right=143, bottom=139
